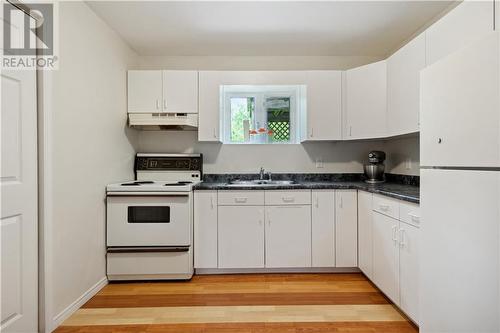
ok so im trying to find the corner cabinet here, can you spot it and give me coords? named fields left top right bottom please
left=128, top=70, right=198, bottom=113
left=358, top=192, right=421, bottom=324
left=302, top=71, right=342, bottom=141
left=343, top=60, right=387, bottom=140
left=386, top=33, right=426, bottom=136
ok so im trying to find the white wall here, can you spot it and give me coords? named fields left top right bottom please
left=47, top=1, right=138, bottom=329
left=137, top=56, right=420, bottom=176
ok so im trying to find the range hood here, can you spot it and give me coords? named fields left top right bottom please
left=128, top=113, right=198, bottom=131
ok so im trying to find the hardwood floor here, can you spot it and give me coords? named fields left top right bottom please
left=55, top=273, right=418, bottom=333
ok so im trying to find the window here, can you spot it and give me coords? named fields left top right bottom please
left=221, top=85, right=304, bottom=144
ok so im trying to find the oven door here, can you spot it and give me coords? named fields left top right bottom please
left=106, top=193, right=191, bottom=247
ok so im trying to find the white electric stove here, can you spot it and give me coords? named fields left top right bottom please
left=106, top=153, right=202, bottom=281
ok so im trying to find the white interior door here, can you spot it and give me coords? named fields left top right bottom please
left=1, top=67, right=38, bottom=332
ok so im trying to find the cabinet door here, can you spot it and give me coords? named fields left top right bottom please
left=218, top=206, right=264, bottom=268
left=127, top=70, right=163, bottom=113
left=162, top=70, right=198, bottom=113
left=335, top=190, right=358, bottom=267
left=194, top=191, right=218, bottom=269
left=357, top=191, right=373, bottom=279
left=387, top=33, right=425, bottom=136
left=311, top=190, right=335, bottom=267
left=399, top=221, right=419, bottom=324
left=372, top=212, right=399, bottom=303
left=304, top=71, right=342, bottom=141
left=198, top=71, right=221, bottom=142
left=426, top=1, right=494, bottom=66
left=421, top=32, right=499, bottom=167
left=344, top=60, right=387, bottom=140
left=265, top=206, right=311, bottom=268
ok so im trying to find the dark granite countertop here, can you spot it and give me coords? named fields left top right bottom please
left=193, top=174, right=419, bottom=204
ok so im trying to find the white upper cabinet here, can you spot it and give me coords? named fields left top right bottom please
left=311, top=190, right=335, bottom=267
left=343, top=60, right=387, bottom=140
left=303, top=71, right=342, bottom=141
left=198, top=71, right=222, bottom=142
left=426, top=1, right=495, bottom=66
left=162, top=70, right=198, bottom=113
left=387, top=33, right=426, bottom=136
left=128, top=70, right=198, bottom=114
left=128, top=70, right=163, bottom=113
left=421, top=32, right=500, bottom=167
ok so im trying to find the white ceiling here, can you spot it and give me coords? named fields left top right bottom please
left=87, top=1, right=453, bottom=57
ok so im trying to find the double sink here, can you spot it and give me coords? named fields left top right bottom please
left=226, top=179, right=296, bottom=187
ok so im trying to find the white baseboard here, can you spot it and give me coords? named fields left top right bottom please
left=51, top=277, right=108, bottom=330
left=195, top=267, right=360, bottom=274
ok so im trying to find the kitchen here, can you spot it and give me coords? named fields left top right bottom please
left=1, top=1, right=499, bottom=333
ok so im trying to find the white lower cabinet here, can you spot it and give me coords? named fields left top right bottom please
left=218, top=206, right=265, bottom=268
left=399, top=221, right=420, bottom=323
left=335, top=190, right=358, bottom=267
left=194, top=191, right=218, bottom=268
left=311, top=190, right=335, bottom=267
left=368, top=195, right=420, bottom=325
left=357, top=191, right=373, bottom=279
left=265, top=205, right=312, bottom=268
left=372, top=211, right=400, bottom=303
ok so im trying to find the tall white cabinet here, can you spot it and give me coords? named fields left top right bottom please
left=426, top=0, right=495, bottom=66
left=343, top=60, right=387, bottom=140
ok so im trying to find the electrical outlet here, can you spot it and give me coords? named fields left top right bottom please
left=316, top=157, right=324, bottom=168
left=405, top=158, right=412, bottom=170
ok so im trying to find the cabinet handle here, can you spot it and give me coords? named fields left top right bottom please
left=391, top=225, right=398, bottom=243
left=379, top=204, right=390, bottom=211
left=156, top=99, right=160, bottom=110
left=282, top=197, right=295, bottom=203
left=163, top=99, right=167, bottom=110
left=210, top=196, right=214, bottom=209
left=408, top=213, right=420, bottom=224
left=399, top=228, right=406, bottom=248
left=339, top=196, right=343, bottom=209
left=310, top=127, right=314, bottom=138
left=438, top=138, right=443, bottom=144
left=234, top=197, right=247, bottom=203
left=349, top=126, right=352, bottom=137
left=213, top=128, right=217, bottom=139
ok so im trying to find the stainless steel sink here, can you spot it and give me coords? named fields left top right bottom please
left=226, top=180, right=296, bottom=186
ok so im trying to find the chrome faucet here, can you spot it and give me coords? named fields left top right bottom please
left=259, top=167, right=265, bottom=180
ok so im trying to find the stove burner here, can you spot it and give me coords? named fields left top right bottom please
left=121, top=181, right=155, bottom=186
left=163, top=181, right=193, bottom=187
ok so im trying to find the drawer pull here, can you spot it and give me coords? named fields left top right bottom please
left=379, top=204, right=390, bottom=211
left=234, top=197, right=248, bottom=203
left=408, top=213, right=420, bottom=223
left=282, top=197, right=295, bottom=203
left=391, top=225, right=398, bottom=243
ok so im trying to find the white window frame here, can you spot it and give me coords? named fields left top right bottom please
left=221, top=85, right=302, bottom=144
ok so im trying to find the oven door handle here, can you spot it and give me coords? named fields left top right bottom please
left=107, top=192, right=190, bottom=197
left=107, top=246, right=190, bottom=253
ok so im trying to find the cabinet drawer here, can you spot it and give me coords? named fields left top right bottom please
left=218, top=191, right=264, bottom=205
left=372, top=194, right=400, bottom=219
left=265, top=190, right=311, bottom=205
left=400, top=202, right=421, bottom=227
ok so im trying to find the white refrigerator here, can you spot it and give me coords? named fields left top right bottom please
left=420, top=31, right=500, bottom=332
